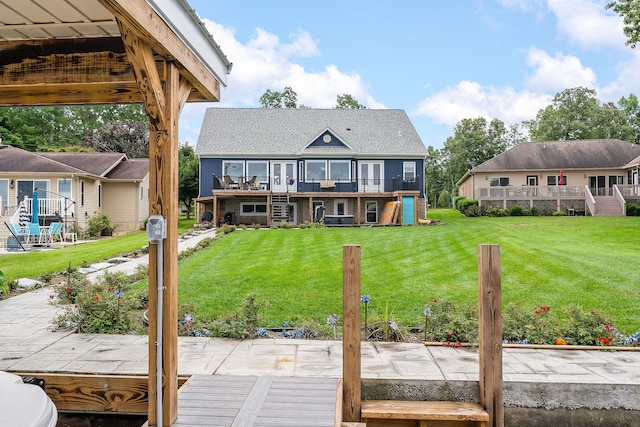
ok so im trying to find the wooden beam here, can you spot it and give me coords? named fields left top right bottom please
left=478, top=244, right=504, bottom=427
left=342, top=244, right=362, bottom=423
left=98, top=0, right=221, bottom=102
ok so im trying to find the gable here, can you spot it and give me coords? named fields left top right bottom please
left=305, top=130, right=351, bottom=150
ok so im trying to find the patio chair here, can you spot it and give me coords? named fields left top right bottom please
left=223, top=174, right=238, bottom=188
left=7, top=223, right=27, bottom=242
left=245, top=175, right=258, bottom=190
left=217, top=176, right=230, bottom=190
left=46, top=222, right=63, bottom=244
left=26, top=223, right=44, bottom=244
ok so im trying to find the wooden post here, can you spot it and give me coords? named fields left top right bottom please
left=478, top=244, right=504, bottom=427
left=342, top=244, right=361, bottom=423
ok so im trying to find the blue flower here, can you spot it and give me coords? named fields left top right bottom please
left=424, top=308, right=432, bottom=317
left=182, top=312, right=194, bottom=324
left=361, top=294, right=371, bottom=305
left=327, top=314, right=339, bottom=326
left=115, top=289, right=124, bottom=299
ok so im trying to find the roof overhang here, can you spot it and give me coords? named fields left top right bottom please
left=0, top=0, right=231, bottom=106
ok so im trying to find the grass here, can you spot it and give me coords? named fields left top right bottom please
left=176, top=210, right=640, bottom=335
left=0, top=217, right=196, bottom=282
left=4, top=211, right=640, bottom=335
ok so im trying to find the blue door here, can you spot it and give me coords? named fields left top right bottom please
left=402, top=196, right=415, bottom=224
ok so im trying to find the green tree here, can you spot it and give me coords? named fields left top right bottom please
left=259, top=86, right=299, bottom=108
left=335, top=94, right=366, bottom=109
left=618, top=93, right=640, bottom=143
left=425, top=146, right=446, bottom=209
left=443, top=117, right=523, bottom=191
left=607, top=0, right=640, bottom=48
left=81, top=120, right=149, bottom=158
left=178, top=145, right=199, bottom=219
left=525, top=87, right=633, bottom=141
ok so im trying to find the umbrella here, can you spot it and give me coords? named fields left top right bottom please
left=31, top=191, right=39, bottom=224
left=559, top=169, right=565, bottom=185
left=18, top=202, right=29, bottom=227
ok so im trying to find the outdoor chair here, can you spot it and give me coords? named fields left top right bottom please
left=217, top=176, right=230, bottom=189
left=7, top=223, right=27, bottom=242
left=245, top=175, right=258, bottom=190
left=223, top=174, right=238, bottom=188
left=26, top=223, right=43, bottom=244
left=46, top=222, right=63, bottom=244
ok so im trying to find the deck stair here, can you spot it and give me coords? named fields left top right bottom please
left=270, top=193, right=290, bottom=225
left=361, top=400, right=489, bottom=426
left=593, top=196, right=625, bottom=216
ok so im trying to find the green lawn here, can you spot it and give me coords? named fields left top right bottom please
left=176, top=210, right=640, bottom=335
left=0, top=217, right=195, bottom=282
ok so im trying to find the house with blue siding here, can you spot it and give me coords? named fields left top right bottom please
left=194, top=108, right=428, bottom=226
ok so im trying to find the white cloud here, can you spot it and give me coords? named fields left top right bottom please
left=415, top=81, right=551, bottom=127
left=599, top=50, right=640, bottom=102
left=525, top=46, right=597, bottom=91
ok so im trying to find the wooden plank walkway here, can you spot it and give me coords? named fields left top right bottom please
left=171, top=375, right=340, bottom=427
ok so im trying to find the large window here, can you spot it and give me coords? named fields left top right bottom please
left=329, top=160, right=350, bottom=181
left=222, top=161, right=244, bottom=180
left=489, top=177, right=509, bottom=186
left=57, top=179, right=72, bottom=199
left=247, top=161, right=268, bottom=183
left=547, top=176, right=568, bottom=186
left=334, top=199, right=348, bottom=215
left=80, top=180, right=85, bottom=206
left=306, top=160, right=326, bottom=181
left=240, top=203, right=267, bottom=216
left=366, top=201, right=377, bottom=223
left=0, top=179, right=8, bottom=212
left=403, top=161, right=416, bottom=181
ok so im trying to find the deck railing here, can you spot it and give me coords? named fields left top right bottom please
left=474, top=185, right=585, bottom=200
left=616, top=184, right=640, bottom=198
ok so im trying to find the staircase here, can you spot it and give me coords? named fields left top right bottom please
left=593, top=196, right=625, bottom=216
left=271, top=193, right=290, bottom=225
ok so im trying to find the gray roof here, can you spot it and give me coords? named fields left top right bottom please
left=195, top=108, right=427, bottom=158
left=472, top=139, right=640, bottom=172
left=106, top=158, right=149, bottom=180
left=0, top=145, right=84, bottom=174
left=40, top=152, right=126, bottom=177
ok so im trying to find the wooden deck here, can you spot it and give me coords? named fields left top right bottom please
left=168, top=375, right=340, bottom=427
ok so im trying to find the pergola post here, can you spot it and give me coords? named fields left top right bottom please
left=478, top=244, right=504, bottom=427
left=342, top=244, right=362, bottom=423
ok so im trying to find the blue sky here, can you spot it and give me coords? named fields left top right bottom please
left=178, top=0, right=640, bottom=149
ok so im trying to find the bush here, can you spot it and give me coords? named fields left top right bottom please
left=530, top=206, right=540, bottom=216
left=437, top=190, right=451, bottom=208
left=423, top=299, right=478, bottom=344
left=552, top=210, right=566, bottom=216
left=455, top=198, right=478, bottom=216
left=85, top=213, right=118, bottom=238
left=509, top=205, right=525, bottom=216
left=464, top=205, right=481, bottom=217
left=484, top=206, right=509, bottom=217
left=627, top=203, right=638, bottom=216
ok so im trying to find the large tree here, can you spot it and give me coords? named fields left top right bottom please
left=525, top=87, right=633, bottom=141
left=81, top=120, right=149, bottom=158
left=0, top=104, right=147, bottom=151
left=335, top=94, right=366, bottom=109
left=618, top=93, right=640, bottom=144
left=178, top=145, right=199, bottom=219
left=607, top=0, right=640, bottom=48
left=443, top=117, right=524, bottom=192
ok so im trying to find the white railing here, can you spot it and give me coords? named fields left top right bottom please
left=25, top=197, right=75, bottom=218
left=613, top=185, right=626, bottom=215
left=585, top=185, right=596, bottom=216
left=474, top=185, right=585, bottom=200
left=616, top=184, right=640, bottom=198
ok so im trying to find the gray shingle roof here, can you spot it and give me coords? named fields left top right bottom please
left=0, top=145, right=84, bottom=173
left=40, top=152, right=126, bottom=176
left=195, top=108, right=427, bottom=157
left=106, top=158, right=149, bottom=180
left=472, top=139, right=640, bottom=172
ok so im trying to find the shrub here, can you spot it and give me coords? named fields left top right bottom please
left=464, top=205, right=481, bottom=217
left=423, top=299, right=478, bottom=344
left=530, top=206, right=540, bottom=216
left=484, top=206, right=509, bottom=217
left=437, top=190, right=451, bottom=208
left=509, top=205, right=525, bottom=216
left=627, top=203, right=638, bottom=216
left=456, top=198, right=478, bottom=216
left=85, top=213, right=118, bottom=238
left=552, top=210, right=566, bottom=216
left=206, top=293, right=269, bottom=338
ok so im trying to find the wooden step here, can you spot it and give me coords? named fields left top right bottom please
left=361, top=400, right=489, bottom=426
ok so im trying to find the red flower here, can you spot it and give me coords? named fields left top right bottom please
left=450, top=331, right=455, bottom=337
left=539, top=306, right=550, bottom=312
left=66, top=288, right=72, bottom=295
left=433, top=299, right=438, bottom=303
left=49, top=294, right=54, bottom=299
left=598, top=337, right=611, bottom=346
left=93, top=294, right=100, bottom=301
left=535, top=310, right=540, bottom=315
left=454, top=341, right=461, bottom=349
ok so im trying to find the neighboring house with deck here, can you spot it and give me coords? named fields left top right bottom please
left=0, top=144, right=149, bottom=238
left=457, top=139, right=640, bottom=216
left=194, top=108, right=428, bottom=226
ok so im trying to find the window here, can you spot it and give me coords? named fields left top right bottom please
left=240, top=203, right=267, bottom=216
left=334, top=199, right=348, bottom=215
left=222, top=161, right=244, bottom=180
left=489, top=177, right=509, bottom=187
left=80, top=180, right=85, bottom=206
left=329, top=160, right=350, bottom=181
left=306, top=160, right=326, bottom=181
left=0, top=179, right=7, bottom=208
left=247, top=161, right=268, bottom=184
left=98, top=184, right=102, bottom=208
left=312, top=201, right=324, bottom=221
left=526, top=176, right=538, bottom=186
left=366, top=201, right=377, bottom=223
left=34, top=180, right=48, bottom=198
left=57, top=179, right=72, bottom=199
left=403, top=161, right=416, bottom=181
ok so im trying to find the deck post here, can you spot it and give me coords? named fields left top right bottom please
left=342, top=244, right=362, bottom=423
left=478, top=244, right=504, bottom=427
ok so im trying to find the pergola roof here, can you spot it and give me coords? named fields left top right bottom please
left=0, top=0, right=232, bottom=105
